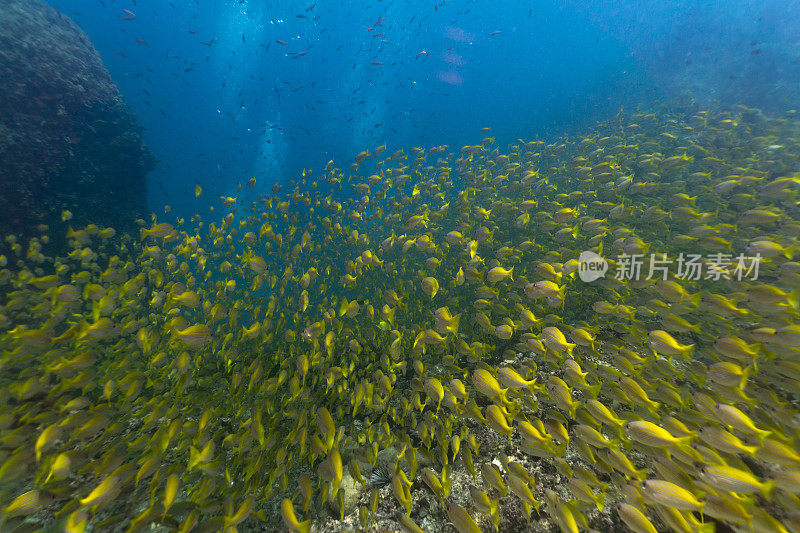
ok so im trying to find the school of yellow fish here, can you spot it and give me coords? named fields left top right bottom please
left=1, top=105, right=800, bottom=533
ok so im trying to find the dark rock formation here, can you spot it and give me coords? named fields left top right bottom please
left=0, top=0, right=153, bottom=239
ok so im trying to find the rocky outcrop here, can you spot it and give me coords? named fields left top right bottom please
left=0, top=0, right=153, bottom=238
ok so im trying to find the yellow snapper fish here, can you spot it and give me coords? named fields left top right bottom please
left=1, top=106, right=800, bottom=533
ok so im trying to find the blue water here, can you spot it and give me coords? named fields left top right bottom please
left=48, top=0, right=800, bottom=220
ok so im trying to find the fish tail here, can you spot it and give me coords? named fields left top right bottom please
left=489, top=499, right=500, bottom=531
left=762, top=479, right=775, bottom=501
left=682, top=344, right=695, bottom=361
left=586, top=383, right=601, bottom=399
left=569, top=401, right=581, bottom=420
left=90, top=305, right=100, bottom=323
left=689, top=291, right=702, bottom=308
left=741, top=391, right=757, bottom=410
left=521, top=501, right=532, bottom=521
left=595, top=490, right=605, bottom=512
left=696, top=523, right=715, bottom=533
left=741, top=364, right=754, bottom=389
left=788, top=289, right=799, bottom=310
left=497, top=387, right=509, bottom=408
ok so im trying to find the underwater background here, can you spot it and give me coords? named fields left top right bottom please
left=44, top=0, right=800, bottom=217
left=3, top=1, right=800, bottom=533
